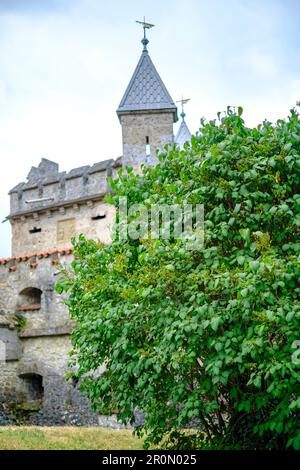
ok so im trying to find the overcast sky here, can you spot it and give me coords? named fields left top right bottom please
left=0, top=0, right=299, bottom=257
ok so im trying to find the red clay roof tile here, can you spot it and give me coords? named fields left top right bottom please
left=0, top=247, right=74, bottom=265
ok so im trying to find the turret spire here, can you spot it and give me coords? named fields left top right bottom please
left=117, top=20, right=177, bottom=118
left=175, top=97, right=192, bottom=148
left=117, top=20, right=177, bottom=169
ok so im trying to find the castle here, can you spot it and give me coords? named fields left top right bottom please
left=0, top=28, right=191, bottom=426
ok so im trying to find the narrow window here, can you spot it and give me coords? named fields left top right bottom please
left=91, top=214, right=106, bottom=220
left=145, top=136, right=151, bottom=160
left=29, top=227, right=42, bottom=234
left=71, top=376, right=79, bottom=388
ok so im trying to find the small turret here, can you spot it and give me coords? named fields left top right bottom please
left=117, top=19, right=177, bottom=169
left=175, top=98, right=192, bottom=149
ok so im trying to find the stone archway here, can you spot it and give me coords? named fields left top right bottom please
left=17, top=287, right=42, bottom=312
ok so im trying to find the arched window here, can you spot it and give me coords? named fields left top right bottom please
left=17, top=287, right=42, bottom=311
left=19, top=373, right=44, bottom=402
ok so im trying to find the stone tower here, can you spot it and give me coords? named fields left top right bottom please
left=117, top=31, right=178, bottom=169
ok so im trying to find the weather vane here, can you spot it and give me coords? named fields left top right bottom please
left=176, top=97, right=191, bottom=120
left=136, top=17, right=155, bottom=51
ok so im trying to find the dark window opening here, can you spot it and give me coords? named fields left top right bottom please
left=145, top=136, right=151, bottom=160
left=29, top=227, right=42, bottom=234
left=17, top=287, right=42, bottom=311
left=71, top=376, right=79, bottom=388
left=19, top=373, right=44, bottom=402
left=91, top=214, right=106, bottom=220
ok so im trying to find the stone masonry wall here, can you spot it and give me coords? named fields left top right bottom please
left=0, top=245, right=128, bottom=427
left=0, top=253, right=71, bottom=332
left=120, top=111, right=174, bottom=169
left=0, top=253, right=98, bottom=425
left=0, top=335, right=98, bottom=426
left=10, top=200, right=116, bottom=257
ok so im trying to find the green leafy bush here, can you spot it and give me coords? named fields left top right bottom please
left=57, top=107, right=300, bottom=449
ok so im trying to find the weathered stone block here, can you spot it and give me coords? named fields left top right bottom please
left=0, top=327, right=21, bottom=361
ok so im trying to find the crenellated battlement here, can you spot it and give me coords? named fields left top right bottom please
left=6, top=159, right=119, bottom=257
left=8, top=157, right=122, bottom=217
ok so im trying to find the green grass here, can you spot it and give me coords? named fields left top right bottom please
left=0, top=426, right=144, bottom=450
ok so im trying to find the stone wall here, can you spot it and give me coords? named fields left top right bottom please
left=0, top=252, right=71, bottom=331
left=120, top=111, right=174, bottom=169
left=10, top=200, right=116, bottom=257
left=0, top=250, right=131, bottom=427
left=0, top=253, right=98, bottom=426
left=0, top=332, right=128, bottom=427
left=14, top=335, right=97, bottom=426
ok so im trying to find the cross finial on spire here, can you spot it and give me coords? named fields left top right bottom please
left=176, top=97, right=190, bottom=121
left=136, top=17, right=155, bottom=51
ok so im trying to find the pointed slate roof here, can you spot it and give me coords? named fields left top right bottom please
left=175, top=118, right=192, bottom=148
left=117, top=48, right=177, bottom=122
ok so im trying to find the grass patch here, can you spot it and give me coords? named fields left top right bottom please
left=0, top=426, right=144, bottom=450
